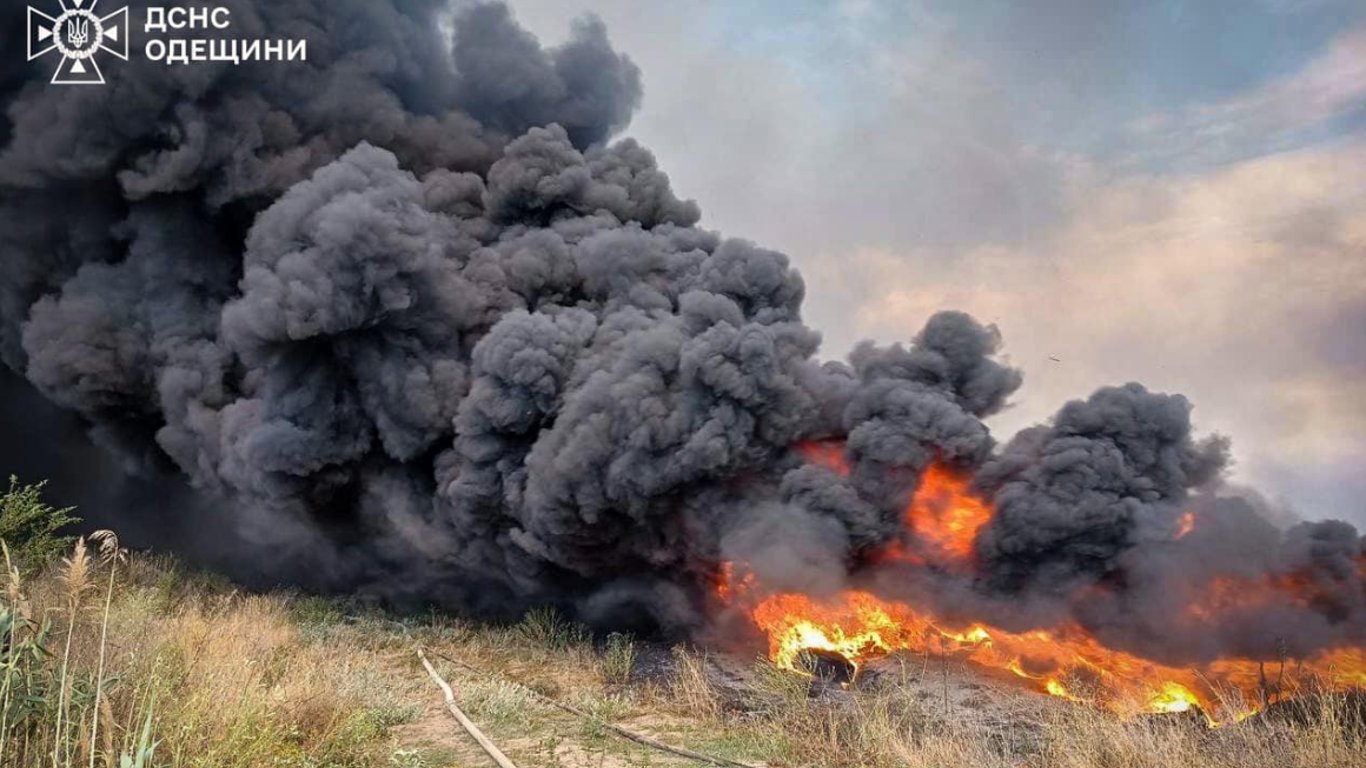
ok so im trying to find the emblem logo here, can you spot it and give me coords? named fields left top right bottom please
left=27, top=0, right=128, bottom=85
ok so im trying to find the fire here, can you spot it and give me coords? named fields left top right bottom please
left=903, top=464, right=992, bottom=563
left=718, top=454, right=1366, bottom=725
left=1046, top=678, right=1083, bottom=702
left=727, top=572, right=1366, bottom=723
left=798, top=440, right=849, bottom=476
left=1174, top=511, right=1196, bottom=539
left=714, top=562, right=755, bottom=603
left=1150, top=681, right=1200, bottom=714
left=751, top=591, right=900, bottom=672
left=861, top=460, right=992, bottom=570
left=797, top=443, right=994, bottom=566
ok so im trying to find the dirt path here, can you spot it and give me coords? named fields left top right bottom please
left=385, top=645, right=729, bottom=768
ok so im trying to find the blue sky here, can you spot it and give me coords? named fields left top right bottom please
left=708, top=0, right=1366, bottom=159
left=505, top=0, right=1366, bottom=526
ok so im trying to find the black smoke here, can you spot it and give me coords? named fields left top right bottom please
left=0, top=0, right=1360, bottom=662
left=973, top=383, right=1230, bottom=593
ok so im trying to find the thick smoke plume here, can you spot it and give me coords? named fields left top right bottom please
left=0, top=1, right=1360, bottom=662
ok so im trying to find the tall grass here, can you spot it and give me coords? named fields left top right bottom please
left=86, top=531, right=122, bottom=768
left=667, top=646, right=722, bottom=720
left=0, top=536, right=403, bottom=768
left=54, top=535, right=93, bottom=767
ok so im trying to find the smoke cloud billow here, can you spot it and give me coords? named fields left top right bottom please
left=0, top=0, right=1360, bottom=662
left=974, top=383, right=1230, bottom=593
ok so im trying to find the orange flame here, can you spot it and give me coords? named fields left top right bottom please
left=725, top=571, right=1364, bottom=723
left=718, top=453, right=1366, bottom=724
left=904, top=464, right=992, bottom=563
left=1175, top=511, right=1196, bottom=539
left=798, top=440, right=850, bottom=476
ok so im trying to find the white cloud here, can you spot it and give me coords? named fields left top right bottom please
left=1133, top=23, right=1366, bottom=164
left=803, top=141, right=1366, bottom=523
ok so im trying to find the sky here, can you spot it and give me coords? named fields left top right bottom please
left=498, top=0, right=1366, bottom=527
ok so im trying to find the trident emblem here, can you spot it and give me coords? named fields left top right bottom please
left=65, top=17, right=89, bottom=49
left=27, top=0, right=129, bottom=85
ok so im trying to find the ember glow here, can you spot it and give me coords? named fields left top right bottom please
left=719, top=449, right=1366, bottom=725
left=798, top=440, right=851, bottom=477
left=1175, top=511, right=1196, bottom=539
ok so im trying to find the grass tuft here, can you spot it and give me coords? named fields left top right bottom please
left=600, top=632, right=636, bottom=686
left=516, top=606, right=590, bottom=651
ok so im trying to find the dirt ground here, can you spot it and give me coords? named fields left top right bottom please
left=388, top=640, right=1067, bottom=768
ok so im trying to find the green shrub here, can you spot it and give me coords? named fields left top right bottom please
left=0, top=477, right=78, bottom=572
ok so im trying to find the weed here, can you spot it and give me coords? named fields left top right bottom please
left=516, top=606, right=590, bottom=651
left=600, top=632, right=635, bottom=686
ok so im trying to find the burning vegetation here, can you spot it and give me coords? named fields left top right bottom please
left=717, top=454, right=1365, bottom=726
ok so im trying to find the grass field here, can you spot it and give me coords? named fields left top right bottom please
left=0, top=482, right=1362, bottom=767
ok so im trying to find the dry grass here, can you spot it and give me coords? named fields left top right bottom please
left=3, top=536, right=1361, bottom=768
left=667, top=645, right=723, bottom=721
left=1, top=546, right=419, bottom=768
